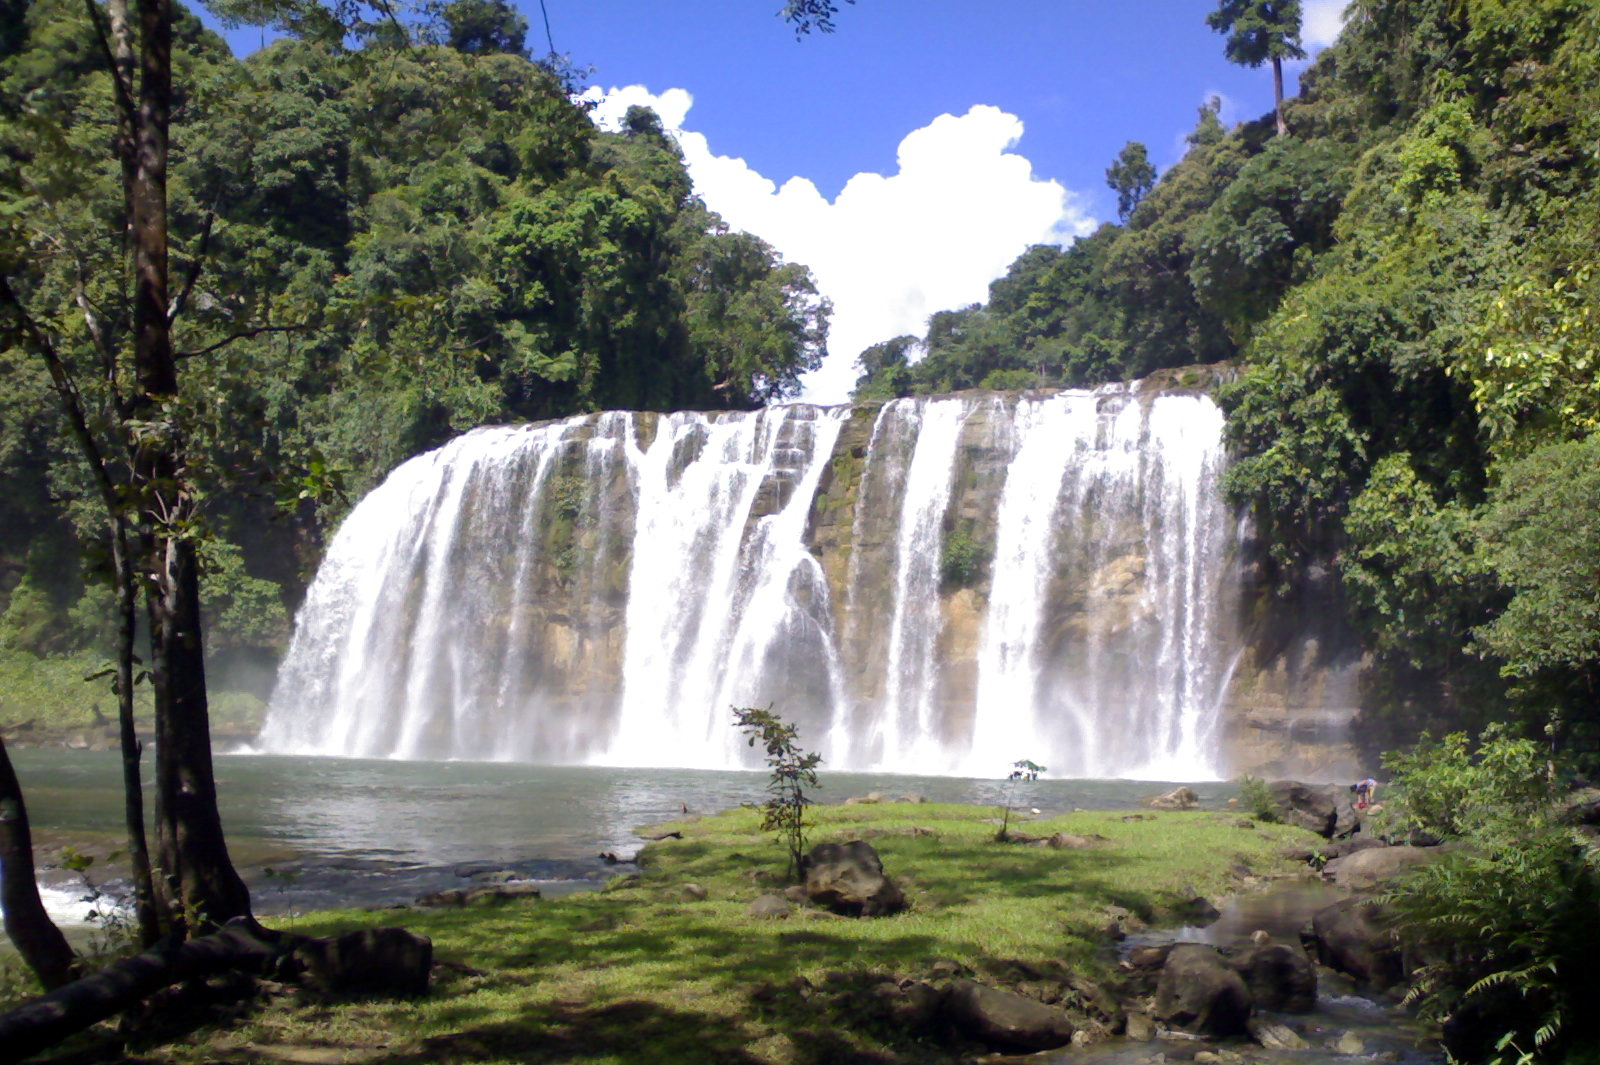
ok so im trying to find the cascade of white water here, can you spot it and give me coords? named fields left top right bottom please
left=602, top=406, right=846, bottom=769
left=870, top=398, right=975, bottom=773
left=260, top=423, right=576, bottom=758
left=965, top=388, right=1234, bottom=780
left=262, top=386, right=1242, bottom=778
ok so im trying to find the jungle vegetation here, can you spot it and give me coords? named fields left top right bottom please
left=0, top=0, right=829, bottom=706
left=852, top=0, right=1600, bottom=772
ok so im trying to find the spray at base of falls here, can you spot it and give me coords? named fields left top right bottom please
left=259, top=381, right=1241, bottom=779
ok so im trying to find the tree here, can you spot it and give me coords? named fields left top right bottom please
left=733, top=706, right=821, bottom=882
left=435, top=0, right=528, bottom=57
left=1105, top=141, right=1156, bottom=222
left=1, top=735, right=80, bottom=991
left=1206, top=0, right=1305, bottom=136
left=781, top=0, right=853, bottom=36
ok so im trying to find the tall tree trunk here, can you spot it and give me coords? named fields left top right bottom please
left=1272, top=55, right=1287, bottom=136
left=130, top=0, right=250, bottom=934
left=105, top=0, right=164, bottom=951
left=0, top=737, right=80, bottom=992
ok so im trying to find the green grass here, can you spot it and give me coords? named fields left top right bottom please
left=0, top=648, right=147, bottom=731
left=0, top=647, right=266, bottom=737
left=86, top=801, right=1320, bottom=1065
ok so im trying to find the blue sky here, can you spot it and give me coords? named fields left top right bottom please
left=218, top=1, right=1346, bottom=402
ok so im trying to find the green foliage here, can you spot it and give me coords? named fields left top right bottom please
left=1382, top=726, right=1550, bottom=841
left=2, top=19, right=831, bottom=664
left=939, top=530, right=989, bottom=591
left=1473, top=436, right=1600, bottom=695
left=1340, top=453, right=1494, bottom=669
left=1105, top=141, right=1156, bottom=222
left=733, top=705, right=822, bottom=883
left=1383, top=726, right=1600, bottom=1064
left=1205, top=0, right=1306, bottom=70
left=1235, top=775, right=1279, bottom=823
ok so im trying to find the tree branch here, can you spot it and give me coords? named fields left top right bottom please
left=167, top=207, right=216, bottom=325
left=174, top=321, right=314, bottom=360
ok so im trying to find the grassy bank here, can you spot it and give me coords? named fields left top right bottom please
left=8, top=800, right=1320, bottom=1064
left=0, top=647, right=266, bottom=744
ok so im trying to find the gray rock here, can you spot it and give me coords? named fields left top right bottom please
left=871, top=980, right=943, bottom=1029
left=1324, top=845, right=1441, bottom=890
left=944, top=979, right=1075, bottom=1051
left=681, top=883, right=708, bottom=901
left=748, top=893, right=792, bottom=919
left=1230, top=942, right=1316, bottom=1013
left=1155, top=944, right=1253, bottom=1037
left=293, top=927, right=432, bottom=997
left=1332, top=1030, right=1366, bottom=1055
left=802, top=840, right=906, bottom=917
left=1266, top=780, right=1358, bottom=839
left=1305, top=896, right=1403, bottom=990
left=1148, top=786, right=1200, bottom=810
left=1250, top=1019, right=1309, bottom=1050
left=1125, top=1009, right=1157, bottom=1041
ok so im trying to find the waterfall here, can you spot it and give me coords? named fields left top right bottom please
left=261, top=383, right=1241, bottom=779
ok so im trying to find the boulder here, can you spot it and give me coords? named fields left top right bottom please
left=870, top=980, right=943, bottom=1029
left=1148, top=786, right=1200, bottom=810
left=1155, top=944, right=1253, bottom=1037
left=1229, top=943, right=1316, bottom=1013
left=748, top=893, right=792, bottom=919
left=292, top=927, right=432, bottom=997
left=1125, top=1010, right=1157, bottom=1041
left=943, top=980, right=1075, bottom=1051
left=1267, top=780, right=1359, bottom=838
left=1315, top=837, right=1387, bottom=862
left=1323, top=845, right=1441, bottom=890
left=802, top=841, right=906, bottom=917
left=1305, top=897, right=1403, bottom=990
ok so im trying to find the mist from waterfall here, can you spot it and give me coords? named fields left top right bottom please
left=259, top=384, right=1239, bottom=779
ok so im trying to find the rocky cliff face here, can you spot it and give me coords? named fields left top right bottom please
left=261, top=372, right=1362, bottom=780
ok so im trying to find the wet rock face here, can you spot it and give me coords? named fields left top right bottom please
left=1305, top=897, right=1405, bottom=991
left=1230, top=942, right=1316, bottom=1013
left=1155, top=944, right=1254, bottom=1037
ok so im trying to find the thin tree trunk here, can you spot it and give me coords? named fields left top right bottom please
left=0, top=736, right=80, bottom=992
left=129, top=0, right=251, bottom=933
left=111, top=516, right=161, bottom=947
left=1272, top=56, right=1287, bottom=136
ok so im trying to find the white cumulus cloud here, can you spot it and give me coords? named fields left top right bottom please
left=581, top=86, right=1095, bottom=404
left=1302, top=0, right=1348, bottom=49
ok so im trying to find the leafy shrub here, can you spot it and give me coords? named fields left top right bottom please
left=940, top=531, right=990, bottom=591
left=1382, top=725, right=1550, bottom=841
left=1383, top=726, right=1600, bottom=1064
left=1236, top=775, right=1279, bottom=823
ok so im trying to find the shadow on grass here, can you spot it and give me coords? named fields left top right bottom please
left=384, top=998, right=770, bottom=1065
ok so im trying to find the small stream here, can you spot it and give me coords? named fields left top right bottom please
left=1049, top=884, right=1442, bottom=1065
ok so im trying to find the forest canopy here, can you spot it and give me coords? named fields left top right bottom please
left=0, top=0, right=827, bottom=661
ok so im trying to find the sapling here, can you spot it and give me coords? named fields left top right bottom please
left=997, top=759, right=1046, bottom=842
left=733, top=705, right=822, bottom=882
